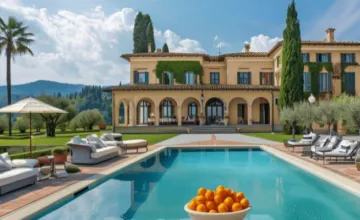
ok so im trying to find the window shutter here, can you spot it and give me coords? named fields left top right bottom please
left=316, top=54, right=320, bottom=62
left=303, top=72, right=306, bottom=91
left=260, top=72, right=263, bottom=85
left=145, top=72, right=149, bottom=84
left=237, top=72, right=240, bottom=84
left=353, top=54, right=356, bottom=63
left=341, top=54, right=345, bottom=63
left=271, top=72, right=274, bottom=85
left=134, top=71, right=138, bottom=84
left=328, top=53, right=332, bottom=62
left=248, top=72, right=252, bottom=85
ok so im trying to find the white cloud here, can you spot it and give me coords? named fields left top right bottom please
left=162, top=30, right=206, bottom=53
left=213, top=34, right=229, bottom=53
left=214, top=35, right=218, bottom=41
left=243, top=34, right=282, bottom=52
left=305, top=0, right=360, bottom=39
left=0, top=0, right=205, bottom=85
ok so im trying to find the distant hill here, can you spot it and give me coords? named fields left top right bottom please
left=0, top=80, right=86, bottom=97
left=0, top=80, right=87, bottom=107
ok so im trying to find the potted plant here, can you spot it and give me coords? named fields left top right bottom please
left=52, top=147, right=68, bottom=164
left=224, top=112, right=229, bottom=126
left=97, top=117, right=107, bottom=130
left=356, top=153, right=360, bottom=171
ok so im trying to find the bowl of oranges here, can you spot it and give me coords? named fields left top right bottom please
left=184, top=186, right=251, bottom=220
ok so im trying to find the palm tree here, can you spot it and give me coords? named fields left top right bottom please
left=0, top=17, right=34, bottom=136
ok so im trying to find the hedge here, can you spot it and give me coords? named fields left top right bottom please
left=10, top=146, right=69, bottom=160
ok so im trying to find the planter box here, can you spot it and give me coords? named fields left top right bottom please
left=356, top=162, right=360, bottom=171
left=98, top=124, right=107, bottom=130
left=53, top=153, right=68, bottom=164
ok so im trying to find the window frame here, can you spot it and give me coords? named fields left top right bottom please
left=302, top=53, right=310, bottom=63
left=237, top=72, right=251, bottom=85
left=303, top=72, right=311, bottom=92
left=184, top=72, right=196, bottom=85
left=319, top=72, right=332, bottom=92
left=316, top=53, right=332, bottom=63
left=260, top=72, right=274, bottom=86
left=210, top=72, right=220, bottom=85
left=341, top=53, right=356, bottom=63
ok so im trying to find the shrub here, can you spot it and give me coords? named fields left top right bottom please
left=65, top=164, right=81, bottom=173
left=24, top=114, right=44, bottom=132
left=13, top=117, right=29, bottom=133
left=69, top=119, right=79, bottom=132
left=73, top=109, right=104, bottom=130
left=9, top=146, right=68, bottom=159
left=52, top=147, right=67, bottom=155
left=0, top=115, right=8, bottom=134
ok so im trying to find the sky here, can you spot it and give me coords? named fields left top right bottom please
left=0, top=0, right=360, bottom=86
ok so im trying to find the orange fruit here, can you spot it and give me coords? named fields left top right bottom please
left=214, top=195, right=224, bottom=205
left=205, top=190, right=215, bottom=200
left=216, top=185, right=225, bottom=192
left=196, top=195, right=206, bottom=204
left=206, top=201, right=217, bottom=210
left=217, top=203, right=229, bottom=213
left=232, top=202, right=243, bottom=212
left=215, top=189, right=227, bottom=198
left=225, top=188, right=232, bottom=196
left=209, top=209, right=218, bottom=213
left=196, top=204, right=207, bottom=212
left=224, top=196, right=234, bottom=208
left=187, top=201, right=197, bottom=211
left=240, top=198, right=249, bottom=208
left=236, top=192, right=245, bottom=201
left=198, top=187, right=207, bottom=196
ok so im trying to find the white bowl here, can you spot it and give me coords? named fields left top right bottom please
left=184, top=204, right=251, bottom=220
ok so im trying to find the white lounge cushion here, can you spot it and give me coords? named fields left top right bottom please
left=11, top=159, right=39, bottom=168
left=0, top=167, right=39, bottom=187
left=0, top=156, right=11, bottom=172
left=72, top=136, right=86, bottom=144
left=123, top=139, right=147, bottom=147
left=1, top=152, right=14, bottom=167
left=91, top=146, right=119, bottom=159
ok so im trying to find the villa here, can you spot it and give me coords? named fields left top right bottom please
left=106, top=28, right=360, bottom=133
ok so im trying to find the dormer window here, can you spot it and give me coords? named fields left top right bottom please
left=185, top=72, right=196, bottom=84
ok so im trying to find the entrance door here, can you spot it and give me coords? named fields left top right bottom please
left=260, top=103, right=270, bottom=124
left=138, top=101, right=150, bottom=124
left=206, top=98, right=224, bottom=125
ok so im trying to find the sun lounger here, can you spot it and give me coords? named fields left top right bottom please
left=311, top=135, right=341, bottom=157
left=315, top=140, right=360, bottom=164
left=100, top=134, right=148, bottom=154
left=284, top=132, right=320, bottom=152
left=67, top=136, right=119, bottom=164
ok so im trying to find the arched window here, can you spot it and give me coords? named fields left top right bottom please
left=185, top=72, right=196, bottom=84
left=119, top=102, right=125, bottom=124
left=161, top=99, right=173, bottom=118
left=138, top=101, right=150, bottom=124
left=188, top=102, right=197, bottom=117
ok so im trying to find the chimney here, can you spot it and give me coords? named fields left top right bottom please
left=244, top=43, right=250, bottom=52
left=148, top=43, right=152, bottom=53
left=325, top=28, right=336, bottom=42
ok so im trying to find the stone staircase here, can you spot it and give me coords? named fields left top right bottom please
left=189, top=125, right=238, bottom=134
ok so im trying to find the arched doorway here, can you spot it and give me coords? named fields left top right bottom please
left=137, top=99, right=152, bottom=125
left=205, top=98, right=224, bottom=125
left=159, top=98, right=177, bottom=125
left=252, top=97, right=270, bottom=124
left=119, top=102, right=125, bottom=124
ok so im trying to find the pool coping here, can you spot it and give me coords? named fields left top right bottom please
left=2, top=144, right=360, bottom=219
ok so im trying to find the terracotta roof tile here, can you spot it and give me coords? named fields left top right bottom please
left=103, top=84, right=280, bottom=92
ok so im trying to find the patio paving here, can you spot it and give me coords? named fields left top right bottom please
left=1, top=133, right=359, bottom=218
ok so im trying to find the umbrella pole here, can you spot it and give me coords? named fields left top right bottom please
left=30, top=112, right=32, bottom=159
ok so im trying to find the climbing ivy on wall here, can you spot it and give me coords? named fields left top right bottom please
left=304, top=62, right=333, bottom=97
left=155, top=61, right=203, bottom=84
left=340, top=62, right=359, bottom=92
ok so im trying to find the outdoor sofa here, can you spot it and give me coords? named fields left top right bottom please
left=0, top=153, right=39, bottom=195
left=311, top=135, right=341, bottom=156
left=67, top=136, right=120, bottom=165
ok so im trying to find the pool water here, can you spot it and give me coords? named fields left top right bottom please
left=36, top=148, right=360, bottom=220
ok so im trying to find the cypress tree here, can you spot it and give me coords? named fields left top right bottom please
left=279, top=0, right=304, bottom=108
left=146, top=21, right=156, bottom=52
left=133, top=12, right=146, bottom=53
left=162, top=43, right=169, bottom=52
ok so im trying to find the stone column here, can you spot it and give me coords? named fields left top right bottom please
left=124, top=102, right=128, bottom=126
left=177, top=105, right=182, bottom=126
left=129, top=101, right=134, bottom=126
left=197, top=75, right=200, bottom=84
left=247, top=104, right=252, bottom=125
left=155, top=102, right=160, bottom=126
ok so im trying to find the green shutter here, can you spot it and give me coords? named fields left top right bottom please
left=328, top=53, right=332, bottom=62
left=134, top=71, right=138, bottom=84
left=145, top=72, right=149, bottom=84
left=260, top=72, right=263, bottom=85
left=353, top=54, right=356, bottom=63
left=248, top=72, right=252, bottom=85
left=237, top=72, right=240, bottom=84
left=270, top=72, right=274, bottom=85
left=341, top=54, right=345, bottom=63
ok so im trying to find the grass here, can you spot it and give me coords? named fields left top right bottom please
left=244, top=133, right=303, bottom=142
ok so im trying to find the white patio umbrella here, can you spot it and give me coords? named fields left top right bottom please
left=0, top=97, right=67, bottom=158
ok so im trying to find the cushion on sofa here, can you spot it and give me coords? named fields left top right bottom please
left=0, top=156, right=11, bottom=172
left=123, top=139, right=147, bottom=147
left=91, top=146, right=119, bottom=159
left=11, top=159, right=39, bottom=168
left=0, top=167, right=39, bottom=187
left=1, top=152, right=14, bottom=167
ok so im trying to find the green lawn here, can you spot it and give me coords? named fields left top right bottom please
left=244, top=133, right=303, bottom=142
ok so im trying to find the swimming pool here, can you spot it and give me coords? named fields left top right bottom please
left=35, top=148, right=360, bottom=219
